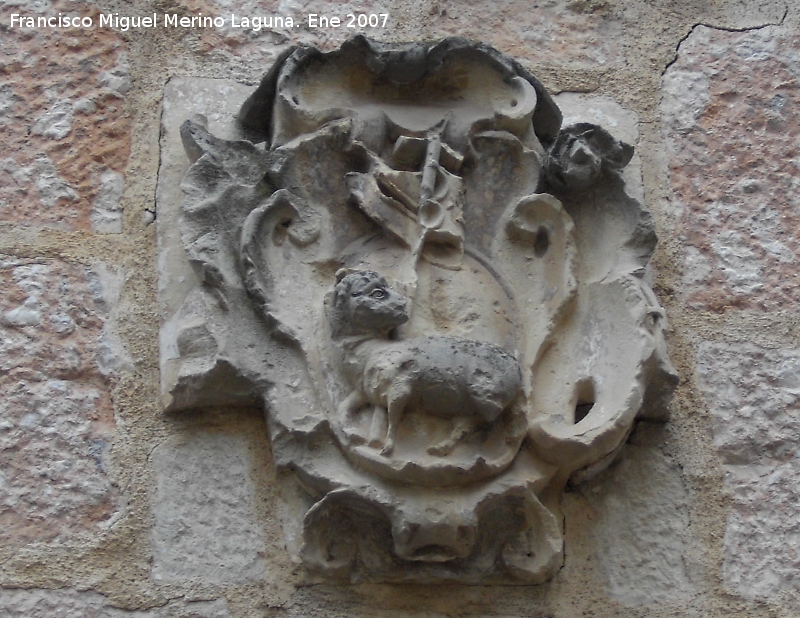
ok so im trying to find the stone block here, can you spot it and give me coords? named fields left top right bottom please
left=429, top=0, right=624, bottom=68
left=0, top=257, right=125, bottom=545
left=0, top=589, right=229, bottom=617
left=150, top=431, right=266, bottom=584
left=662, top=25, right=800, bottom=311
left=696, top=341, right=800, bottom=603
left=581, top=440, right=694, bottom=606
left=0, top=1, right=130, bottom=231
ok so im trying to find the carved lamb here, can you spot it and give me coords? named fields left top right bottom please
left=328, top=270, right=522, bottom=456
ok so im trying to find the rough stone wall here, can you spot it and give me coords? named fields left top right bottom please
left=0, top=1, right=798, bottom=616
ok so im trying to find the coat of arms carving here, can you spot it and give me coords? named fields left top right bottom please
left=158, top=36, right=677, bottom=583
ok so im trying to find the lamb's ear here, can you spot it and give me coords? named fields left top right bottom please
left=335, top=268, right=356, bottom=283
left=331, top=284, right=342, bottom=308
left=333, top=269, right=356, bottom=307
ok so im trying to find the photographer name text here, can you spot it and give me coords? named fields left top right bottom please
left=9, top=12, right=390, bottom=31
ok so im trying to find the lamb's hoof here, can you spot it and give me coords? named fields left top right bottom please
left=342, top=426, right=367, bottom=446
left=379, top=443, right=394, bottom=457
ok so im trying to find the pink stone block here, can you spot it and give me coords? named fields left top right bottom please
left=0, top=258, right=123, bottom=545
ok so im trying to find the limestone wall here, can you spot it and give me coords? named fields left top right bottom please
left=0, top=0, right=797, bottom=616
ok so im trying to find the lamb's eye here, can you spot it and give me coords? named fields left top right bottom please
left=370, top=289, right=386, bottom=299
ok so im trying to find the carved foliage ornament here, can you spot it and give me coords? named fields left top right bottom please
left=166, top=36, right=677, bottom=584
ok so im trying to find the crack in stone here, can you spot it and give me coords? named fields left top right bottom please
left=662, top=5, right=789, bottom=75
left=153, top=76, right=175, bottom=225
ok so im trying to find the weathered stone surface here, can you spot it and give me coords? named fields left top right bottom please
left=0, top=380, right=116, bottom=543
left=662, top=25, right=800, bottom=311
left=154, top=0, right=623, bottom=70
left=157, top=38, right=675, bottom=584
left=0, top=257, right=124, bottom=545
left=3, top=0, right=800, bottom=613
left=667, top=25, right=800, bottom=608
left=91, top=169, right=126, bottom=234
left=156, top=77, right=254, bottom=411
left=581, top=438, right=694, bottom=606
left=0, top=589, right=229, bottom=617
left=30, top=154, right=80, bottom=209
left=696, top=340, right=800, bottom=603
left=0, top=0, right=131, bottom=231
left=428, top=0, right=624, bottom=68
left=150, top=431, right=267, bottom=584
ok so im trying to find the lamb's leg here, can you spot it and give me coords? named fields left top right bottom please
left=427, top=417, right=476, bottom=457
left=380, top=382, right=411, bottom=456
left=367, top=406, right=388, bottom=449
left=338, top=390, right=368, bottom=445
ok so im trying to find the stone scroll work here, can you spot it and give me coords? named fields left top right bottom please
left=157, top=37, right=678, bottom=584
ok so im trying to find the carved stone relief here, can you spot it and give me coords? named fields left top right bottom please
left=157, top=36, right=678, bottom=584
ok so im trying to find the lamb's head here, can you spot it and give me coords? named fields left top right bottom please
left=330, top=270, right=409, bottom=338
